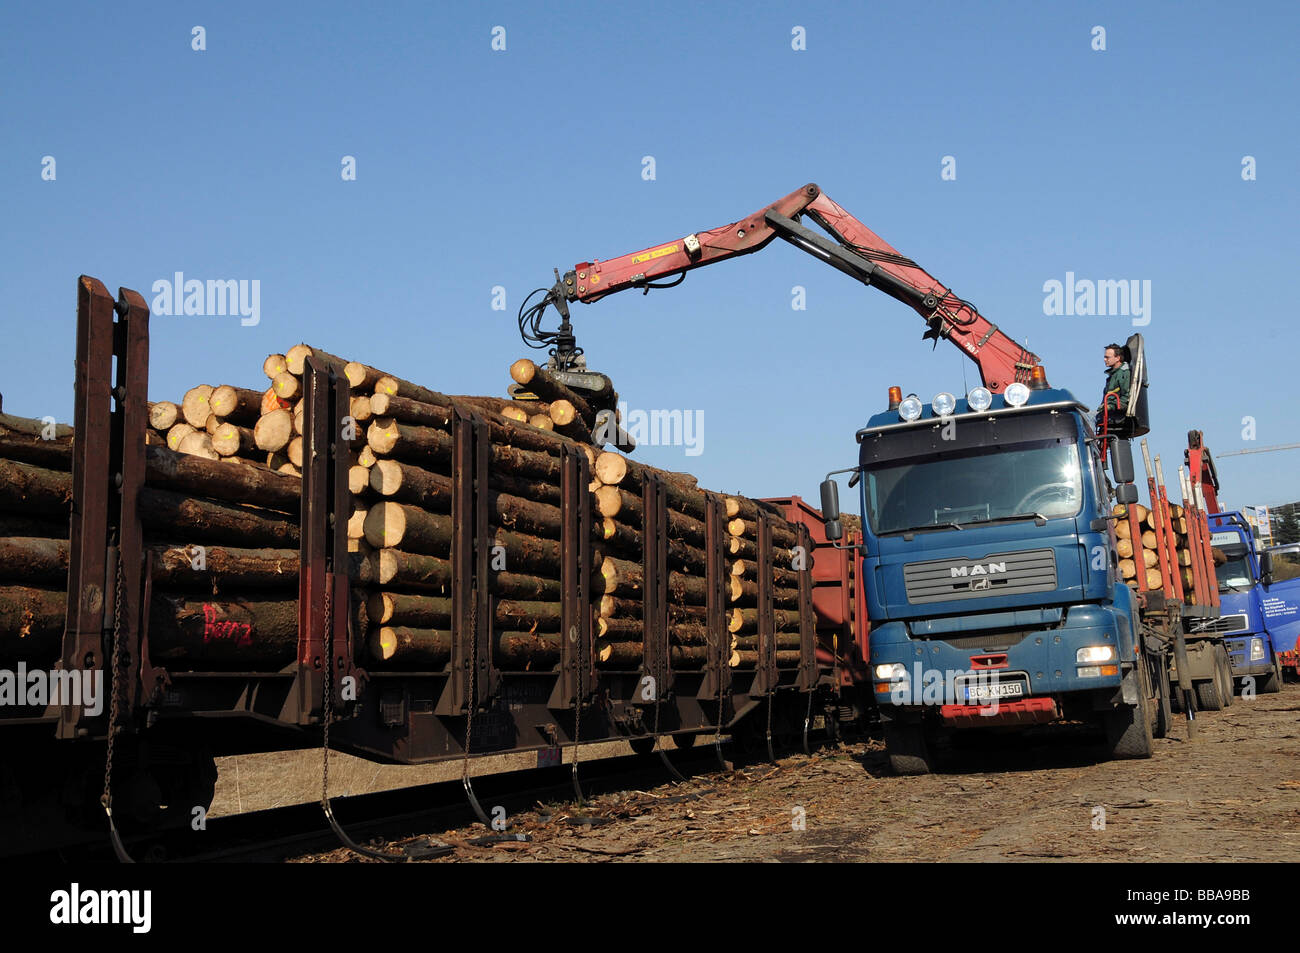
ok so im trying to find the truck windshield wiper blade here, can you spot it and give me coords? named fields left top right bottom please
left=880, top=522, right=963, bottom=537
left=961, top=512, right=1049, bottom=528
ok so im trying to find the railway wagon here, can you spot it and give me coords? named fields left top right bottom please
left=0, top=277, right=865, bottom=854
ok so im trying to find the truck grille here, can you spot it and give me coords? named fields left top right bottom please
left=903, top=549, right=1057, bottom=604
left=1190, top=614, right=1250, bottom=634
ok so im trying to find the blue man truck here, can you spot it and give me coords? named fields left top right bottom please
left=818, top=341, right=1229, bottom=773
left=1201, top=513, right=1300, bottom=693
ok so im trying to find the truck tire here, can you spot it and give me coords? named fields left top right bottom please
left=1218, top=646, right=1234, bottom=708
left=884, top=723, right=934, bottom=775
left=1194, top=673, right=1225, bottom=711
left=1258, top=656, right=1283, bottom=695
left=1105, top=662, right=1153, bottom=760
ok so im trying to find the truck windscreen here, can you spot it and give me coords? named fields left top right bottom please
left=1215, top=547, right=1252, bottom=590
left=864, top=437, right=1083, bottom=535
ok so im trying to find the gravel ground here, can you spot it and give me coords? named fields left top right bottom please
left=290, top=683, right=1300, bottom=863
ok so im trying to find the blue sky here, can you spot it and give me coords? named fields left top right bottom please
left=2, top=1, right=1297, bottom=509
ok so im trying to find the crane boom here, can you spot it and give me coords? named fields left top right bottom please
left=523, top=183, right=1039, bottom=393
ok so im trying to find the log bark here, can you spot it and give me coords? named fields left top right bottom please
left=731, top=631, right=802, bottom=650
left=730, top=649, right=801, bottom=669
left=595, top=486, right=706, bottom=545
left=370, top=391, right=586, bottom=459
left=364, top=503, right=562, bottom=574
left=369, top=626, right=560, bottom=669
left=728, top=607, right=798, bottom=634
left=367, top=591, right=563, bottom=631
left=727, top=517, right=798, bottom=549
left=0, top=413, right=73, bottom=470
left=0, top=459, right=73, bottom=516
left=148, top=594, right=299, bottom=668
left=593, top=453, right=705, bottom=519
left=0, top=537, right=69, bottom=584
left=138, top=487, right=300, bottom=547
left=147, top=544, right=298, bottom=589
left=727, top=576, right=800, bottom=606
left=600, top=556, right=708, bottom=603
left=596, top=639, right=708, bottom=667
left=344, top=362, right=387, bottom=392
left=0, top=586, right=66, bottom=661
left=146, top=444, right=301, bottom=512
left=0, top=515, right=68, bottom=539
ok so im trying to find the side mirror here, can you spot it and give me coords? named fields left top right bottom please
left=1109, top=438, right=1136, bottom=485
left=1115, top=483, right=1139, bottom=505
left=820, top=478, right=843, bottom=541
left=1260, top=550, right=1273, bottom=586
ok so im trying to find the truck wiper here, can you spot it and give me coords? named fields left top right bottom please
left=961, top=512, right=1049, bottom=528
left=880, top=522, right=963, bottom=538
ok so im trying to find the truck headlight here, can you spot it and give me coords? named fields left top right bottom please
left=966, top=387, right=993, bottom=412
left=898, top=396, right=923, bottom=422
left=875, top=663, right=908, bottom=681
left=1250, top=638, right=1266, bottom=661
left=1076, top=645, right=1115, bottom=663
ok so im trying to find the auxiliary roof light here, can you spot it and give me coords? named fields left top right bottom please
left=931, top=392, right=957, bottom=417
left=1004, top=382, right=1031, bottom=407
left=898, top=395, right=924, bottom=422
left=887, top=386, right=902, bottom=410
left=966, top=386, right=993, bottom=413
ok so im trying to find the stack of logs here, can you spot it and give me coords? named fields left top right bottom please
left=2, top=344, right=809, bottom=677
left=1113, top=501, right=1198, bottom=597
left=149, top=384, right=268, bottom=464
left=588, top=449, right=806, bottom=671
left=0, top=407, right=308, bottom=670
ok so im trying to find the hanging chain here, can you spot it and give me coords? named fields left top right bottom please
left=102, top=552, right=126, bottom=815
left=462, top=591, right=478, bottom=784
left=320, top=584, right=334, bottom=809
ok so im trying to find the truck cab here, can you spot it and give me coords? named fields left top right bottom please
left=1205, top=514, right=1299, bottom=692
left=830, top=380, right=1161, bottom=773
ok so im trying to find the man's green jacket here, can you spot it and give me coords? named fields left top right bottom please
left=1103, top=362, right=1131, bottom=414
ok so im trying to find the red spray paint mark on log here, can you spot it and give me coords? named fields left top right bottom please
left=202, top=603, right=253, bottom=647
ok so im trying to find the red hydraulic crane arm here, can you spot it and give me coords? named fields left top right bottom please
left=552, top=183, right=1039, bottom=392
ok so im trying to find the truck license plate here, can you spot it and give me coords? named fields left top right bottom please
left=964, top=682, right=1025, bottom=702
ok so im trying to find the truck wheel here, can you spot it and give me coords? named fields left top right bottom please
left=1258, top=656, right=1283, bottom=695
left=884, top=723, right=934, bottom=775
left=1217, top=647, right=1234, bottom=708
left=1105, top=662, right=1154, bottom=760
left=1194, top=674, right=1225, bottom=711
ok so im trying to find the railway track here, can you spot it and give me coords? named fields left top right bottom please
left=25, top=738, right=777, bottom=863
